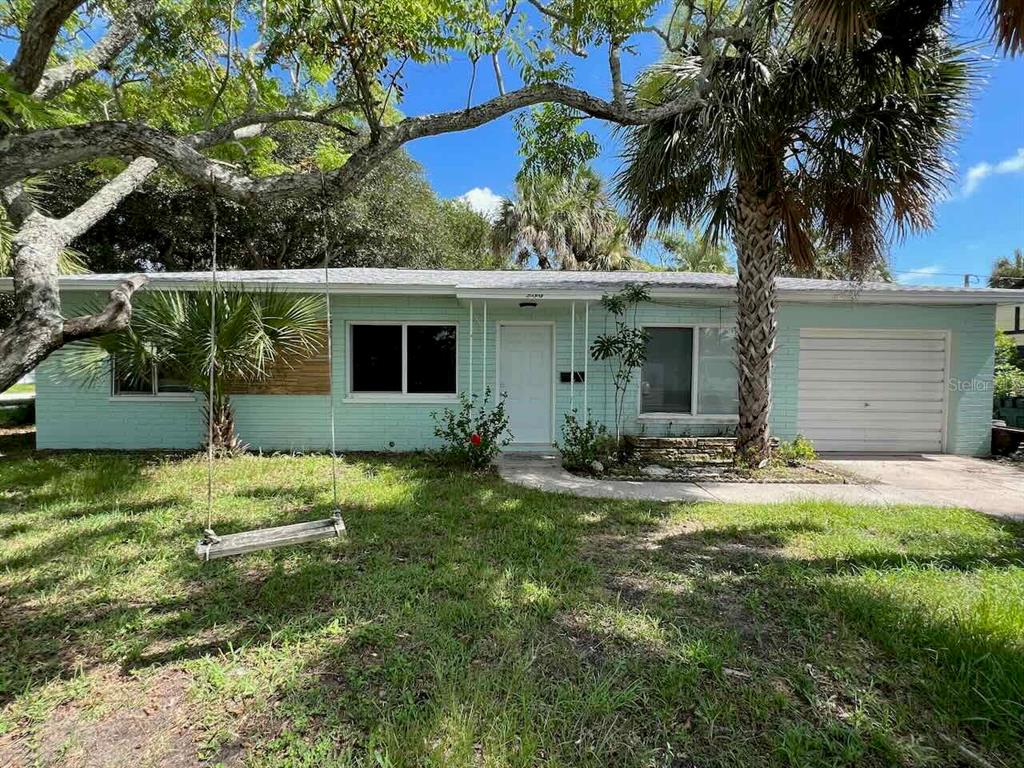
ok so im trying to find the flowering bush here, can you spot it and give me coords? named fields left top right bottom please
left=432, top=388, right=512, bottom=470
left=560, top=410, right=618, bottom=472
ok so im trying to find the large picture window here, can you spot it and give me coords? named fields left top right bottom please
left=349, top=323, right=457, bottom=397
left=640, top=326, right=738, bottom=417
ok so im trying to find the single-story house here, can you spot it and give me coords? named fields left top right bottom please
left=5, top=268, right=1018, bottom=455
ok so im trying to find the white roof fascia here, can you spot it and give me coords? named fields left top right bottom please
left=1, top=275, right=1019, bottom=306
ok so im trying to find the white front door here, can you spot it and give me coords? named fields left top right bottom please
left=498, top=324, right=554, bottom=444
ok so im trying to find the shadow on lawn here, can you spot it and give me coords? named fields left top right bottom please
left=2, top=451, right=1023, bottom=767
left=587, top=515, right=1024, bottom=760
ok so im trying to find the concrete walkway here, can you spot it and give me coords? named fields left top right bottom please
left=497, top=453, right=1024, bottom=519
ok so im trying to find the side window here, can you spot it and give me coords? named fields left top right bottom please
left=349, top=323, right=457, bottom=396
left=407, top=325, right=456, bottom=394
left=350, top=325, right=403, bottom=392
left=112, top=360, right=154, bottom=396
left=112, top=358, right=191, bottom=397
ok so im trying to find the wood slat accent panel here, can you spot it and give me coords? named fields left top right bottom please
left=227, top=323, right=330, bottom=395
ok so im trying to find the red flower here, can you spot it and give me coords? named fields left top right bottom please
left=469, top=433, right=482, bottom=446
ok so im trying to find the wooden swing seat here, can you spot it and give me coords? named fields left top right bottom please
left=195, top=512, right=345, bottom=560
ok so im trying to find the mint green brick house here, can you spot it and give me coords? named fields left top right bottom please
left=14, top=268, right=1016, bottom=456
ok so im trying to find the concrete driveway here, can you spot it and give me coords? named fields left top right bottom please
left=822, top=454, right=1024, bottom=519
left=497, top=453, right=1024, bottom=519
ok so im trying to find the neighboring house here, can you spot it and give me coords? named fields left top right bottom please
left=2, top=269, right=1017, bottom=455
left=997, top=302, right=1024, bottom=355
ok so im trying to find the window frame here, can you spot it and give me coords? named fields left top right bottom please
left=345, top=320, right=459, bottom=403
left=109, top=358, right=195, bottom=402
left=637, top=323, right=739, bottom=422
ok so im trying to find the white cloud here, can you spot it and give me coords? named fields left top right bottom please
left=961, top=147, right=1024, bottom=197
left=896, top=264, right=945, bottom=285
left=457, top=187, right=504, bottom=221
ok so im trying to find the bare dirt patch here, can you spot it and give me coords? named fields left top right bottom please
left=0, top=667, right=228, bottom=768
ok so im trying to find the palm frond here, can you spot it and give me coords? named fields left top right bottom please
left=59, top=288, right=327, bottom=394
left=991, top=0, right=1024, bottom=54
left=792, top=0, right=876, bottom=50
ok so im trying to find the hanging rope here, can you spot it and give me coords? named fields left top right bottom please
left=203, top=194, right=220, bottom=555
left=321, top=171, right=340, bottom=516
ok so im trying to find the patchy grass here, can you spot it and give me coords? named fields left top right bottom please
left=0, top=438, right=1022, bottom=767
left=1, top=383, right=35, bottom=395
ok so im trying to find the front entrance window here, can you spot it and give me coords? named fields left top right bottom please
left=640, top=326, right=738, bottom=416
left=641, top=328, right=693, bottom=414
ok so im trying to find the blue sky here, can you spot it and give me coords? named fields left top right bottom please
left=398, top=6, right=1024, bottom=286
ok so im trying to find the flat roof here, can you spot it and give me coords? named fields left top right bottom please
left=0, top=267, right=1018, bottom=305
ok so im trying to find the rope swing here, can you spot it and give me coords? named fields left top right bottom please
left=195, top=180, right=346, bottom=561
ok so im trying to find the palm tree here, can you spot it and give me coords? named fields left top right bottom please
left=586, top=218, right=648, bottom=271
left=778, top=228, right=892, bottom=281
left=657, top=230, right=734, bottom=273
left=492, top=169, right=622, bottom=270
left=992, top=0, right=1024, bottom=53
left=794, top=0, right=1022, bottom=56
left=989, top=248, right=1024, bottom=288
left=63, top=288, right=326, bottom=451
left=617, top=2, right=971, bottom=463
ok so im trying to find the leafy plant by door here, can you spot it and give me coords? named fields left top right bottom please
left=431, top=388, right=513, bottom=470
left=590, top=283, right=651, bottom=441
left=559, top=410, right=617, bottom=472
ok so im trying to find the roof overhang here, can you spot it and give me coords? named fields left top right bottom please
left=0, top=275, right=1018, bottom=306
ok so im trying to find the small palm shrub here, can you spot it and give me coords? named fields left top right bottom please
left=62, top=288, right=326, bottom=452
left=774, top=435, right=817, bottom=466
left=560, top=411, right=618, bottom=472
left=432, top=388, right=512, bottom=470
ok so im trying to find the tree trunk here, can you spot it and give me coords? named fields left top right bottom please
left=0, top=220, right=67, bottom=391
left=204, top=392, right=245, bottom=454
left=1, top=160, right=155, bottom=391
left=733, top=174, right=780, bottom=466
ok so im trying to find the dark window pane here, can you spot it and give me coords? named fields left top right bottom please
left=113, top=358, right=153, bottom=396
left=351, top=325, right=402, bottom=392
left=156, top=367, right=191, bottom=393
left=408, top=325, right=456, bottom=393
left=641, top=328, right=693, bottom=413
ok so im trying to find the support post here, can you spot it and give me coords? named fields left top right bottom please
left=482, top=301, right=488, bottom=400
left=583, top=302, right=589, bottom=417
left=468, top=301, right=474, bottom=399
left=570, top=301, right=576, bottom=411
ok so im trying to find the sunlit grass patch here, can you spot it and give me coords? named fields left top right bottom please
left=1, top=450, right=1022, bottom=767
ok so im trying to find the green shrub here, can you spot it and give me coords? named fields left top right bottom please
left=560, top=411, right=617, bottom=471
left=774, top=434, right=817, bottom=465
left=995, top=331, right=1024, bottom=397
left=431, top=388, right=512, bottom=470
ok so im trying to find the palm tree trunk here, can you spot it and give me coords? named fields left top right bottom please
left=204, top=391, right=242, bottom=454
left=733, top=174, right=780, bottom=465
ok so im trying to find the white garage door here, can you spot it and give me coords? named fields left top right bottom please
left=797, top=329, right=948, bottom=453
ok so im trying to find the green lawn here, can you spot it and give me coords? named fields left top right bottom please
left=1, top=383, right=35, bottom=395
left=0, top=432, right=1021, bottom=767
